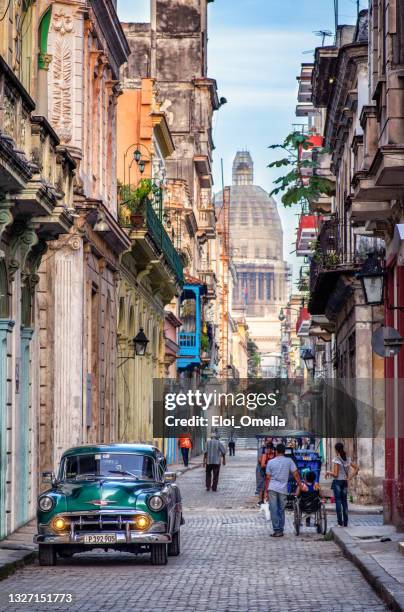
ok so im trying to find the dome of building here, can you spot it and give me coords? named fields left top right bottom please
left=215, top=151, right=289, bottom=363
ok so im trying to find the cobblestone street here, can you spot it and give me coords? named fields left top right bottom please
left=0, top=451, right=387, bottom=612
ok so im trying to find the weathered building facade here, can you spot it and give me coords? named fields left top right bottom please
left=116, top=77, right=183, bottom=445
left=352, top=1, right=404, bottom=526
left=36, top=1, right=130, bottom=478
left=122, top=2, right=221, bottom=364
left=0, top=0, right=78, bottom=536
left=300, top=11, right=385, bottom=504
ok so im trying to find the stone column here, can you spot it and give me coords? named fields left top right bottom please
left=0, top=321, right=14, bottom=538
left=52, top=238, right=84, bottom=467
left=15, top=327, right=34, bottom=528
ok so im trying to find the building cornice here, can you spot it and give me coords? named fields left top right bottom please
left=151, top=111, right=175, bottom=158
left=89, top=0, right=130, bottom=78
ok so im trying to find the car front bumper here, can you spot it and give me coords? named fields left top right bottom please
left=34, top=531, right=172, bottom=545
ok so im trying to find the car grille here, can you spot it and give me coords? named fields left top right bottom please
left=62, top=513, right=139, bottom=533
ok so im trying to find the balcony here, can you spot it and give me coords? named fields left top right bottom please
left=296, top=307, right=311, bottom=337
left=0, top=57, right=74, bottom=239
left=194, top=154, right=212, bottom=188
left=198, top=206, right=216, bottom=240
left=308, top=217, right=382, bottom=317
left=351, top=103, right=404, bottom=222
left=0, top=56, right=34, bottom=191
left=177, top=282, right=206, bottom=370
left=296, top=215, right=319, bottom=256
left=198, top=263, right=217, bottom=299
left=124, top=198, right=184, bottom=297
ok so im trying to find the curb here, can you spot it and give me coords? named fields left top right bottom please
left=0, top=550, right=37, bottom=582
left=332, top=527, right=404, bottom=611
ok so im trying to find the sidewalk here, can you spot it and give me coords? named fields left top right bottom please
left=332, top=524, right=404, bottom=611
left=0, top=520, right=36, bottom=580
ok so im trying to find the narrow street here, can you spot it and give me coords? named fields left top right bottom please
left=0, top=451, right=386, bottom=612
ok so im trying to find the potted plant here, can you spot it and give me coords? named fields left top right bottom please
left=201, top=332, right=210, bottom=357
left=119, top=180, right=153, bottom=228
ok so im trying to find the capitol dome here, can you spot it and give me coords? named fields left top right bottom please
left=229, top=151, right=284, bottom=262
left=215, top=151, right=289, bottom=318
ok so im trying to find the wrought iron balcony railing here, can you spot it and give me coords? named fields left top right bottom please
left=145, top=200, right=184, bottom=286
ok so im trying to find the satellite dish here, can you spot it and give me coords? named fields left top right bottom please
left=372, top=326, right=402, bottom=358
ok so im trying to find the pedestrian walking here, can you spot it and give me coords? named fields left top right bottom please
left=204, top=433, right=226, bottom=491
left=228, top=430, right=236, bottom=456
left=265, top=443, right=301, bottom=537
left=256, top=437, right=271, bottom=494
left=258, top=442, right=275, bottom=505
left=326, top=442, right=359, bottom=527
left=178, top=431, right=193, bottom=467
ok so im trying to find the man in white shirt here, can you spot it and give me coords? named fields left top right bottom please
left=265, top=443, right=301, bottom=537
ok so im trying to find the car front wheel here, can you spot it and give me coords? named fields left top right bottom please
left=168, top=530, right=180, bottom=556
left=150, top=543, right=167, bottom=565
left=38, top=544, right=57, bottom=566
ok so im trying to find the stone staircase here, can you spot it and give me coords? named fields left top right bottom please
left=214, top=427, right=257, bottom=450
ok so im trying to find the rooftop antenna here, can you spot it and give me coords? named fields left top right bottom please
left=302, top=29, right=333, bottom=55
left=314, top=30, right=333, bottom=46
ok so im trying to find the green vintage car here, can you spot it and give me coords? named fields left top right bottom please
left=34, top=444, right=183, bottom=566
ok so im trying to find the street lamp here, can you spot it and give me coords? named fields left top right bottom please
left=133, top=149, right=142, bottom=163
left=133, top=328, right=149, bottom=356
left=278, top=308, right=286, bottom=322
left=118, top=327, right=150, bottom=367
left=301, top=348, right=315, bottom=375
left=357, top=253, right=385, bottom=306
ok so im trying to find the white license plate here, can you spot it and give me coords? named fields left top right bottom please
left=83, top=534, right=117, bottom=544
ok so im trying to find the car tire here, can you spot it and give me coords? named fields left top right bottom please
left=150, top=543, right=167, bottom=565
left=168, top=530, right=180, bottom=556
left=38, top=544, right=57, bottom=566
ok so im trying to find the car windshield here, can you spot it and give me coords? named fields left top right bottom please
left=60, top=453, right=155, bottom=481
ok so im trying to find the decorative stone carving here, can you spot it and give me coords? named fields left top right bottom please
left=52, top=10, right=74, bottom=36
left=0, top=203, right=13, bottom=253
left=52, top=39, right=73, bottom=143
left=9, top=222, right=39, bottom=281
left=3, top=89, right=16, bottom=141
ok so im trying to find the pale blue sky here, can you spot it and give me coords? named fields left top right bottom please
left=117, top=0, right=365, bottom=280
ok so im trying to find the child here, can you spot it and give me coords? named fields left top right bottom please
left=295, top=469, right=322, bottom=526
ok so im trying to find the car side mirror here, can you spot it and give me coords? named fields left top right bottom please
left=42, top=471, right=56, bottom=485
left=164, top=471, right=176, bottom=483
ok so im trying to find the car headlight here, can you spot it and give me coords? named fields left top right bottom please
left=38, top=496, right=54, bottom=512
left=134, top=514, right=152, bottom=530
left=52, top=517, right=68, bottom=531
left=148, top=494, right=165, bottom=511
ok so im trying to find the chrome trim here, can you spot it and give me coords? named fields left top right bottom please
left=38, top=512, right=169, bottom=541
left=34, top=532, right=172, bottom=545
